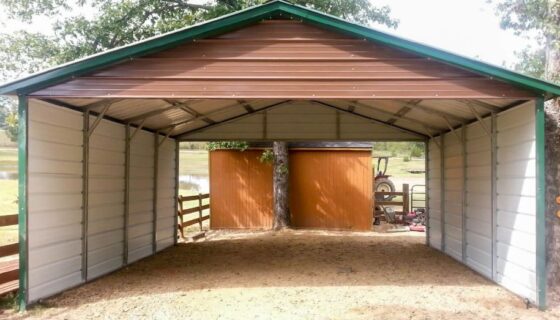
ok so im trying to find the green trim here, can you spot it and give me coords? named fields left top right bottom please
left=535, top=97, right=546, bottom=310
left=17, top=95, right=28, bottom=310
left=0, top=0, right=560, bottom=97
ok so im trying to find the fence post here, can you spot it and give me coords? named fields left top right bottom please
left=402, top=184, right=410, bottom=214
left=198, top=193, right=203, bottom=231
left=178, top=196, right=184, bottom=238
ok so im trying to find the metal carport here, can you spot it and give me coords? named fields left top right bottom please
left=1, top=0, right=560, bottom=310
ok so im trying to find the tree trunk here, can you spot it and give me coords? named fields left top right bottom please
left=545, top=98, right=560, bottom=306
left=273, top=141, right=290, bottom=230
left=544, top=40, right=560, bottom=305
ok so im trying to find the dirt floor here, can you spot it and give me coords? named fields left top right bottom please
left=3, top=230, right=560, bottom=320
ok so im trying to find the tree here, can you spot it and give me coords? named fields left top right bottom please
left=5, top=110, right=18, bottom=142
left=0, top=0, right=397, bottom=230
left=493, top=0, right=560, bottom=305
left=272, top=141, right=290, bottom=229
left=493, top=0, right=560, bottom=82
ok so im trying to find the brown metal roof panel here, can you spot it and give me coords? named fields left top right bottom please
left=203, top=105, right=246, bottom=122
left=31, top=79, right=535, bottom=99
left=29, top=20, right=535, bottom=100
left=94, top=60, right=475, bottom=80
left=56, top=98, right=103, bottom=107
left=104, top=99, right=171, bottom=121
left=401, top=108, right=453, bottom=128
left=418, top=100, right=476, bottom=120
left=142, top=108, right=190, bottom=129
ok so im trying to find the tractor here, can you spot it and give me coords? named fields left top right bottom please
left=374, top=156, right=396, bottom=201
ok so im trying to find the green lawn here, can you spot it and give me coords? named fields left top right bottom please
left=0, top=148, right=17, bottom=174
left=378, top=157, right=425, bottom=178
left=179, top=150, right=208, bottom=176
left=0, top=130, right=16, bottom=148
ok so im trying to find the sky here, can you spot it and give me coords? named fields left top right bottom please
left=0, top=0, right=537, bottom=68
left=367, top=0, right=535, bottom=67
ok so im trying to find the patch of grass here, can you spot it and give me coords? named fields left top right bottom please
left=0, top=292, right=17, bottom=312
left=373, top=157, right=425, bottom=178
left=179, top=150, right=208, bottom=176
left=0, top=179, right=18, bottom=247
left=0, top=180, right=18, bottom=215
left=0, top=130, right=16, bottom=148
left=0, top=148, right=17, bottom=173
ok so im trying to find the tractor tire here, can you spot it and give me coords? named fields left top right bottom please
left=375, top=177, right=396, bottom=201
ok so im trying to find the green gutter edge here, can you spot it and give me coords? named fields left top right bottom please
left=535, top=97, right=546, bottom=310
left=1, top=0, right=560, bottom=97
left=17, top=95, right=28, bottom=311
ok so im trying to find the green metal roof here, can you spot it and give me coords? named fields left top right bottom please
left=2, top=0, right=560, bottom=97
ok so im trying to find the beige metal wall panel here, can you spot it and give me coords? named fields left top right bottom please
left=128, top=130, right=155, bottom=262
left=427, top=138, right=442, bottom=250
left=27, top=100, right=84, bottom=303
left=32, top=20, right=534, bottom=99
left=495, top=101, right=537, bottom=302
left=338, top=114, right=420, bottom=141
left=87, top=117, right=125, bottom=279
left=182, top=101, right=424, bottom=141
left=443, top=129, right=464, bottom=261
left=156, top=138, right=177, bottom=251
left=464, top=119, right=492, bottom=278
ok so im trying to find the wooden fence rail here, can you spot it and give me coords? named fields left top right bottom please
left=0, top=213, right=19, bottom=296
left=177, top=193, right=210, bottom=238
left=374, top=184, right=410, bottom=219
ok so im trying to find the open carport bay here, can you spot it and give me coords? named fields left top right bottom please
left=4, top=230, right=559, bottom=320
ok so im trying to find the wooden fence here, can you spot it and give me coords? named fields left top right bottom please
left=375, top=184, right=410, bottom=219
left=177, top=193, right=210, bottom=238
left=0, top=214, right=19, bottom=295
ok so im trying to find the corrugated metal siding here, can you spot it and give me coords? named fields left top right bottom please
left=128, top=130, right=155, bottom=262
left=442, top=129, right=464, bottom=261
left=32, top=20, right=533, bottom=99
left=428, top=101, right=538, bottom=302
left=464, top=118, right=492, bottom=278
left=156, top=138, right=177, bottom=251
left=495, top=102, right=537, bottom=301
left=427, top=138, right=442, bottom=249
left=87, top=118, right=125, bottom=279
left=27, top=100, right=84, bottom=302
left=289, top=150, right=372, bottom=230
left=182, top=101, right=423, bottom=141
left=25, top=99, right=179, bottom=303
left=209, top=150, right=274, bottom=229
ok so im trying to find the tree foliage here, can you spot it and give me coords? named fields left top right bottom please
left=206, top=141, right=249, bottom=151
left=4, top=111, right=18, bottom=142
left=493, top=0, right=560, bottom=82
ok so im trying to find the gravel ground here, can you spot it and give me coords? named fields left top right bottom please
left=4, top=230, right=560, bottom=320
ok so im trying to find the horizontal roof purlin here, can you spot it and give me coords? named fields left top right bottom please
left=0, top=0, right=559, bottom=98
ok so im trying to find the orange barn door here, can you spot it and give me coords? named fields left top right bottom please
left=289, top=150, right=373, bottom=231
left=209, top=150, right=273, bottom=229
